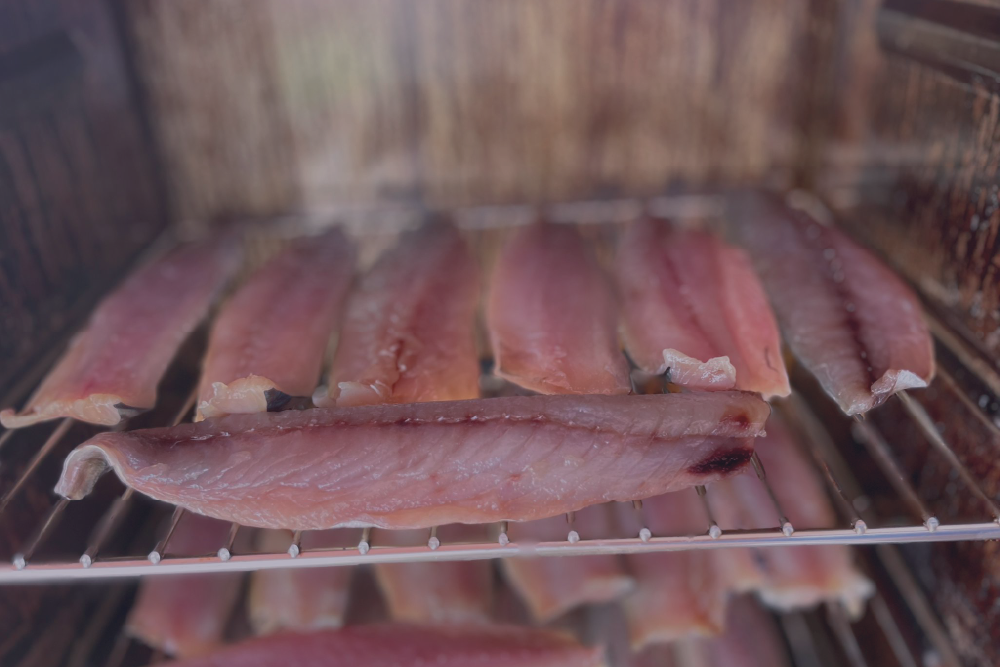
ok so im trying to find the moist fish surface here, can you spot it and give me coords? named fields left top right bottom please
left=1, top=236, right=240, bottom=428
left=248, top=530, right=354, bottom=634
left=313, top=222, right=480, bottom=407
left=621, top=491, right=730, bottom=648
left=706, top=414, right=873, bottom=616
left=55, top=392, right=768, bottom=530
left=731, top=199, right=934, bottom=414
left=616, top=218, right=789, bottom=397
left=127, top=513, right=243, bottom=657
left=372, top=524, right=493, bottom=624
left=487, top=223, right=631, bottom=395
left=502, top=504, right=634, bottom=623
left=161, top=624, right=605, bottom=667
left=196, top=230, right=355, bottom=420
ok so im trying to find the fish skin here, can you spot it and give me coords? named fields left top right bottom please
left=622, top=491, right=730, bottom=649
left=372, top=524, right=494, bottom=624
left=616, top=218, right=789, bottom=398
left=706, top=415, right=873, bottom=616
left=55, top=392, right=768, bottom=530
left=196, top=230, right=355, bottom=420
left=732, top=201, right=934, bottom=415
left=487, top=223, right=631, bottom=395
left=127, top=514, right=243, bottom=658
left=502, top=504, right=634, bottom=623
left=160, top=624, right=606, bottom=667
left=1, top=236, right=241, bottom=428
left=313, top=222, right=480, bottom=408
left=248, top=530, right=354, bottom=635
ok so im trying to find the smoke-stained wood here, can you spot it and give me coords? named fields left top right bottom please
left=124, top=0, right=812, bottom=220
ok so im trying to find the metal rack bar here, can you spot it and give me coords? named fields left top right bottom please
left=13, top=497, right=69, bottom=570
left=147, top=507, right=186, bottom=564
left=0, top=418, right=72, bottom=513
left=749, top=452, right=795, bottom=536
left=826, top=603, right=870, bottom=667
left=869, top=594, right=919, bottom=667
left=896, top=391, right=1000, bottom=521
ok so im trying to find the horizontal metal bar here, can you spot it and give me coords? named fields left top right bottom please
left=1, top=522, right=997, bottom=583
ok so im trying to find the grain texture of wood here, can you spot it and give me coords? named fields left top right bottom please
left=124, top=0, right=810, bottom=219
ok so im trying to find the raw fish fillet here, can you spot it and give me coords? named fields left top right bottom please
left=196, top=230, right=355, bottom=420
left=313, top=222, right=480, bottom=407
left=162, top=624, right=605, bottom=667
left=56, top=392, right=768, bottom=529
left=677, top=595, right=791, bottom=667
left=502, top=504, right=634, bottom=622
left=732, top=200, right=934, bottom=414
left=487, top=223, right=631, bottom=395
left=2, top=237, right=240, bottom=428
left=705, top=415, right=873, bottom=616
left=373, top=524, right=493, bottom=623
left=616, top=218, right=789, bottom=398
left=622, top=491, right=730, bottom=649
left=126, top=513, right=242, bottom=657
left=248, top=530, right=354, bottom=634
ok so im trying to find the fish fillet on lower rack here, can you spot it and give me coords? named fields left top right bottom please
left=372, top=524, right=494, bottom=624
left=502, top=504, right=634, bottom=623
left=126, top=514, right=243, bottom=658
left=160, top=624, right=605, bottom=667
left=248, top=530, right=354, bottom=634
left=706, top=413, right=874, bottom=616
left=676, top=595, right=791, bottom=667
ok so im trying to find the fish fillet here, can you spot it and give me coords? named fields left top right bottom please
left=162, top=624, right=606, bottom=667
left=248, top=530, right=354, bottom=634
left=313, top=222, right=480, bottom=407
left=487, top=223, right=631, bottom=395
left=196, top=230, right=355, bottom=420
left=55, top=392, right=768, bottom=530
left=373, top=524, right=493, bottom=624
left=126, top=513, right=242, bottom=657
left=616, top=218, right=789, bottom=398
left=732, top=200, right=934, bottom=414
left=502, top=504, right=634, bottom=623
left=2, top=236, right=240, bottom=428
left=677, top=595, right=791, bottom=667
left=622, top=491, right=730, bottom=649
left=706, top=415, right=873, bottom=616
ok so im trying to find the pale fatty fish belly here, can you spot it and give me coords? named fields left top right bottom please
left=373, top=524, right=494, bottom=624
left=487, top=223, right=631, bottom=395
left=706, top=415, right=873, bottom=616
left=162, top=624, right=606, bottom=667
left=621, top=491, right=730, bottom=649
left=248, top=529, right=354, bottom=635
left=55, top=392, right=768, bottom=530
left=502, top=504, right=634, bottom=623
left=1, top=235, right=241, bottom=428
left=733, top=200, right=934, bottom=415
left=196, top=229, right=356, bottom=420
left=126, top=514, right=243, bottom=658
left=616, top=218, right=790, bottom=398
left=314, top=221, right=480, bottom=408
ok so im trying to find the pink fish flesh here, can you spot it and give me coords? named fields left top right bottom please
left=196, top=230, right=355, bottom=420
left=2, top=236, right=240, bottom=427
left=487, top=223, right=631, bottom=395
left=161, top=624, right=605, bottom=667
left=732, top=200, right=934, bottom=414
left=126, top=513, right=243, bottom=657
left=616, top=218, right=789, bottom=398
left=55, top=392, right=768, bottom=530
left=677, top=595, right=791, bottom=667
left=313, top=222, right=480, bottom=407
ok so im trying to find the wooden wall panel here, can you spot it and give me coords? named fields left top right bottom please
left=125, top=0, right=812, bottom=220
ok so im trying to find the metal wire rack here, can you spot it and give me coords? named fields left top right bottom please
left=0, top=193, right=997, bottom=589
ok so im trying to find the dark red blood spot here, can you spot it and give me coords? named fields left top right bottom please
left=688, top=447, right=753, bottom=476
left=725, top=413, right=751, bottom=429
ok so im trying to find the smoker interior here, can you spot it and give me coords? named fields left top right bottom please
left=2, top=1, right=1000, bottom=665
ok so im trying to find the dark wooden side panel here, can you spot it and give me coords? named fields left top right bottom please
left=0, top=0, right=166, bottom=661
